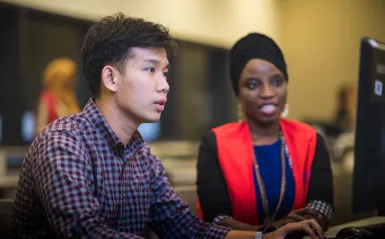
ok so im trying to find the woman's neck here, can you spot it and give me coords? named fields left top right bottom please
left=246, top=118, right=280, bottom=145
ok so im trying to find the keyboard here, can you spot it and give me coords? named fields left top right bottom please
left=328, top=223, right=385, bottom=239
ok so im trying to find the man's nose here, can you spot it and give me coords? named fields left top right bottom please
left=157, top=75, right=169, bottom=93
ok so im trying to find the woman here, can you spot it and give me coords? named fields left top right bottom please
left=196, top=33, right=334, bottom=232
left=36, top=58, right=80, bottom=133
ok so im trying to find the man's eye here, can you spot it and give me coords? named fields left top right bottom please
left=145, top=67, right=155, bottom=73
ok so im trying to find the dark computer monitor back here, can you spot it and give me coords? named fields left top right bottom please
left=353, top=37, right=385, bottom=215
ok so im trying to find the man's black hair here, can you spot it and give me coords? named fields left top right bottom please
left=81, top=12, right=178, bottom=97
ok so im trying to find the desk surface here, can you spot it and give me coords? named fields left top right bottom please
left=0, top=176, right=18, bottom=188
left=325, top=216, right=385, bottom=237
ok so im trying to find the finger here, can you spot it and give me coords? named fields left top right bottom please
left=284, top=218, right=296, bottom=224
left=301, top=207, right=319, bottom=217
left=304, top=214, right=315, bottom=220
left=301, top=224, right=318, bottom=239
left=293, top=207, right=310, bottom=213
left=287, top=213, right=308, bottom=222
left=317, top=213, right=328, bottom=221
left=293, top=207, right=318, bottom=217
left=289, top=207, right=318, bottom=217
left=308, top=219, right=325, bottom=238
left=283, top=222, right=317, bottom=238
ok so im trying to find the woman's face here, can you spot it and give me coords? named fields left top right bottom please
left=238, top=59, right=288, bottom=125
left=63, top=72, right=77, bottom=90
left=56, top=70, right=77, bottom=91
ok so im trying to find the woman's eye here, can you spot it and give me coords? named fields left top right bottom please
left=247, top=82, right=258, bottom=89
left=272, top=78, right=283, bottom=87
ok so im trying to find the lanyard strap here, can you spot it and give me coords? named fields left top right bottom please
left=253, top=133, right=290, bottom=224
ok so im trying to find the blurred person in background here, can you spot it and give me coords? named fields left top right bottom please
left=35, top=58, right=80, bottom=133
left=196, top=33, right=334, bottom=232
left=334, top=84, right=357, bottom=133
left=331, top=84, right=357, bottom=168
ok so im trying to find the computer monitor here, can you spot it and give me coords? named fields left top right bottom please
left=353, top=37, right=385, bottom=216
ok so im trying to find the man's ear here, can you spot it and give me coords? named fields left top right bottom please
left=101, top=65, right=118, bottom=93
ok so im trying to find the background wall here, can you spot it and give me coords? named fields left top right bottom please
left=279, top=0, right=385, bottom=121
left=1, top=0, right=282, bottom=48
left=3, top=0, right=385, bottom=122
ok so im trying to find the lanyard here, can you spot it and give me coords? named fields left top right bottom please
left=253, top=133, right=290, bottom=224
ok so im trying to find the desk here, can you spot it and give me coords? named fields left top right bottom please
left=0, top=176, right=18, bottom=188
left=0, top=147, right=26, bottom=199
left=325, top=216, right=385, bottom=237
left=0, top=176, right=19, bottom=199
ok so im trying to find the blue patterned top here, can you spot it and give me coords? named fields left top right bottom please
left=253, top=140, right=295, bottom=222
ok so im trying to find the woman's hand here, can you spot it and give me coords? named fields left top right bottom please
left=284, top=207, right=319, bottom=222
left=277, top=207, right=329, bottom=231
left=264, top=219, right=326, bottom=239
left=271, top=207, right=321, bottom=227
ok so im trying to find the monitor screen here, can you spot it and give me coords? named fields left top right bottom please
left=138, top=122, right=161, bottom=142
left=0, top=114, right=2, bottom=144
left=353, top=37, right=385, bottom=216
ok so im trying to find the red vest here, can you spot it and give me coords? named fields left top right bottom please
left=39, top=90, right=59, bottom=124
left=197, top=119, right=317, bottom=225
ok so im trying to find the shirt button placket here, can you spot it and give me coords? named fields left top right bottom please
left=119, top=152, right=127, bottom=232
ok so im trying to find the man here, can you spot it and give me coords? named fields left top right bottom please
left=10, top=13, right=325, bottom=239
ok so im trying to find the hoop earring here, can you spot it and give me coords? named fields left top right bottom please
left=281, top=104, right=289, bottom=118
left=237, top=103, right=245, bottom=122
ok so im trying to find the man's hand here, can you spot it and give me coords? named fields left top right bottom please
left=272, top=207, right=326, bottom=228
left=264, top=219, right=326, bottom=239
left=276, top=207, right=329, bottom=231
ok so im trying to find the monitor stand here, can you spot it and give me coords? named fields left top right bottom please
left=376, top=187, right=385, bottom=216
left=378, top=207, right=385, bottom=217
